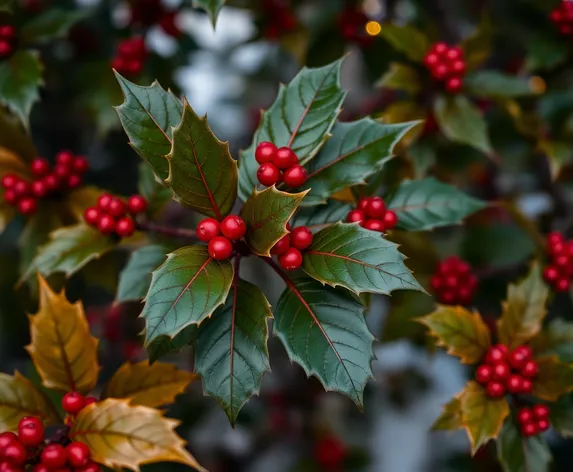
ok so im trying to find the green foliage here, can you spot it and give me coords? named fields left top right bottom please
left=116, top=245, right=167, bottom=303
left=497, top=420, right=551, bottom=472
left=464, top=71, right=537, bottom=98
left=20, top=9, right=85, bottom=44
left=192, top=0, right=226, bottom=27
left=379, top=24, right=430, bottom=62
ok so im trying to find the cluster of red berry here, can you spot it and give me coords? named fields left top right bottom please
left=0, top=25, right=16, bottom=60
left=255, top=142, right=307, bottom=188
left=313, top=435, right=347, bottom=471
left=1, top=152, right=89, bottom=216
left=336, top=7, right=375, bottom=47
left=261, top=0, right=297, bottom=39
left=516, top=405, right=551, bottom=437
left=550, top=1, right=573, bottom=35
left=271, top=224, right=313, bottom=270
left=423, top=42, right=467, bottom=94
left=111, top=37, right=146, bottom=77
left=196, top=215, right=247, bottom=261
left=429, top=256, right=477, bottom=305
left=128, top=0, right=181, bottom=38
left=84, top=193, right=147, bottom=238
left=542, top=231, right=573, bottom=292
left=346, top=197, right=398, bottom=232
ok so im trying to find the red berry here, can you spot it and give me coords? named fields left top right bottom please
left=290, top=226, right=313, bottom=250
left=279, top=247, right=303, bottom=270
left=521, top=360, right=539, bottom=378
left=97, top=193, right=113, bottom=211
left=486, top=381, right=505, bottom=398
left=347, top=210, right=365, bottom=223
left=543, top=266, right=560, bottom=283
left=532, top=404, right=550, bottom=420
left=0, top=25, right=15, bottom=39
left=220, top=215, right=246, bottom=241
left=271, top=235, right=291, bottom=255
left=283, top=165, right=307, bottom=188
left=363, top=219, right=385, bottom=232
left=66, top=442, right=91, bottom=467
left=507, top=374, right=523, bottom=394
left=517, top=408, right=533, bottom=424
left=17, top=197, right=37, bottom=215
left=56, top=150, right=75, bottom=167
left=0, top=40, right=11, bottom=57
left=84, top=207, right=100, bottom=226
left=492, top=362, right=510, bottom=381
left=439, top=291, right=456, bottom=305
left=383, top=210, right=398, bottom=229
left=445, top=77, right=463, bottom=93
left=521, top=422, right=538, bottom=437
left=365, top=196, right=386, bottom=218
left=42, top=174, right=59, bottom=192
left=446, top=47, right=462, bottom=61
left=107, top=197, right=126, bottom=217
left=97, top=215, right=116, bottom=235
left=208, top=236, right=233, bottom=260
left=73, top=156, right=89, bottom=174
left=66, top=174, right=82, bottom=189
left=31, top=180, right=48, bottom=198
left=255, top=142, right=278, bottom=164
left=537, top=419, right=550, bottom=432
left=508, top=349, right=527, bottom=369
left=18, top=417, right=44, bottom=447
left=84, top=396, right=97, bottom=407
left=0, top=432, right=16, bottom=451
left=485, top=345, right=507, bottom=364
left=432, top=64, right=449, bottom=80
left=76, top=462, right=101, bottom=472
left=521, top=378, right=533, bottom=393
left=31, top=158, right=50, bottom=177
left=433, top=42, right=448, bottom=55
left=41, top=444, right=67, bottom=469
left=1, top=174, right=17, bottom=189
left=257, top=163, right=281, bottom=187
left=475, top=364, right=492, bottom=384
left=273, top=147, right=298, bottom=170
left=424, top=53, right=439, bottom=67
left=127, top=195, right=147, bottom=215
left=555, top=278, right=570, bottom=292
left=116, top=217, right=136, bottom=238
left=196, top=218, right=221, bottom=242
left=32, top=465, right=51, bottom=472
left=62, top=392, right=85, bottom=415
left=516, top=345, right=533, bottom=359
left=13, top=180, right=30, bottom=197
left=547, top=231, right=564, bottom=246
left=451, top=60, right=466, bottom=75
left=358, top=198, right=371, bottom=211
left=3, top=190, right=16, bottom=205
left=3, top=441, right=26, bottom=465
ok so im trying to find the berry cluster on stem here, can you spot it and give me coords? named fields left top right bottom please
left=336, top=7, right=375, bottom=47
left=128, top=0, right=181, bottom=38
left=111, top=36, right=146, bottom=77
left=261, top=0, right=297, bottom=40
left=542, top=231, right=573, bottom=292
left=430, top=256, right=477, bottom=305
left=256, top=142, right=307, bottom=189
left=1, top=152, right=89, bottom=216
left=196, top=215, right=247, bottom=261
left=423, top=42, right=467, bottom=94
left=517, top=405, right=551, bottom=437
left=346, top=196, right=398, bottom=232
left=271, top=223, right=313, bottom=270
left=550, top=1, right=573, bottom=35
left=84, top=194, right=147, bottom=238
left=0, top=24, right=16, bottom=60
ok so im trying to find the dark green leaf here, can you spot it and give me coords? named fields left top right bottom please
left=291, top=200, right=352, bottom=229
left=141, top=245, right=233, bottom=346
left=166, top=100, right=237, bottom=219
left=238, top=59, right=346, bottom=201
left=432, top=397, right=463, bottom=431
left=0, top=109, right=38, bottom=161
left=116, top=245, right=167, bottom=303
left=379, top=23, right=430, bottom=62
left=407, top=137, right=437, bottom=179
left=192, top=0, right=225, bottom=27
left=532, top=356, right=573, bottom=401
left=274, top=277, right=374, bottom=407
left=0, top=0, right=14, bottom=13
left=303, top=119, right=416, bottom=205
left=461, top=16, right=493, bottom=71
left=550, top=394, right=573, bottom=438
left=525, top=34, right=568, bottom=71
left=539, top=140, right=572, bottom=180
left=464, top=71, right=537, bottom=99
left=20, top=9, right=85, bottom=44
left=302, top=223, right=423, bottom=295
left=137, top=163, right=172, bottom=217
left=388, top=177, right=486, bottom=231
left=377, top=63, right=421, bottom=94
left=147, top=326, right=197, bottom=363
left=497, top=420, right=551, bottom=472
left=531, top=319, right=573, bottom=362
left=195, top=279, right=271, bottom=424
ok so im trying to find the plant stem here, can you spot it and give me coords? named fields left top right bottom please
left=261, top=256, right=292, bottom=288
left=137, top=221, right=196, bottom=239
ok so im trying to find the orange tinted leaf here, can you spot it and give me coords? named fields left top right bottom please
left=432, top=396, right=463, bottom=431
left=532, top=356, right=573, bottom=401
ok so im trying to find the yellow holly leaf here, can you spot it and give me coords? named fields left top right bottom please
left=532, top=356, right=573, bottom=401
left=330, top=187, right=355, bottom=203
left=432, top=396, right=463, bottom=431
left=26, top=276, right=99, bottom=394
left=101, top=360, right=198, bottom=408
left=70, top=398, right=207, bottom=472
left=0, top=146, right=30, bottom=179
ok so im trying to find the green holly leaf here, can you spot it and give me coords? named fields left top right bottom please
left=195, top=279, right=271, bottom=425
left=539, top=140, right=573, bottom=181
left=238, top=59, right=346, bottom=201
left=461, top=16, right=492, bottom=72
left=274, top=277, right=374, bottom=407
left=432, top=397, right=463, bottom=431
left=497, top=262, right=549, bottom=349
left=497, top=420, right=551, bottom=472
left=192, top=0, right=225, bottom=27
left=0, top=50, right=43, bottom=126
left=419, top=306, right=491, bottom=364
left=291, top=200, right=352, bottom=229
left=141, top=245, right=233, bottom=346
left=116, top=245, right=167, bottom=303
left=377, top=63, right=421, bottom=95
left=303, top=119, right=416, bottom=206
left=532, top=356, right=573, bottom=401
left=240, top=186, right=308, bottom=257
left=550, top=394, right=573, bottom=438
left=434, top=94, right=493, bottom=156
left=525, top=34, right=568, bottom=71
left=166, top=100, right=237, bottom=219
left=114, top=73, right=183, bottom=181
left=531, top=319, right=573, bottom=362
left=388, top=177, right=486, bottom=231
left=464, top=71, right=538, bottom=99
left=137, top=163, right=172, bottom=217
left=379, top=23, right=430, bottom=62
left=20, top=9, right=85, bottom=44
left=148, top=326, right=197, bottom=363
left=302, top=223, right=422, bottom=296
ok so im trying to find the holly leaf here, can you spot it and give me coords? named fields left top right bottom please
left=497, top=420, right=552, bottom=472
left=419, top=305, right=491, bottom=364
left=115, top=73, right=183, bottom=181
left=117, top=245, right=167, bottom=303
left=192, top=0, right=225, bottom=27
left=377, top=63, right=421, bottom=94
left=291, top=200, right=353, bottom=229
left=303, top=119, right=417, bottom=205
left=532, top=356, right=573, bottom=401
left=388, top=177, right=486, bottom=231
left=238, top=59, right=346, bottom=201
left=0, top=111, right=38, bottom=161
left=166, top=100, right=237, bottom=219
left=530, top=319, right=573, bottom=361
left=20, top=9, right=85, bottom=44
left=70, top=398, right=206, bottom=472
left=138, top=162, right=172, bottom=216
left=460, top=381, right=509, bottom=454
left=0, top=0, right=14, bottom=13
left=434, top=94, right=493, bottom=156
left=539, top=140, right=573, bottom=181
left=302, top=223, right=423, bottom=296
left=0, top=146, right=31, bottom=179
left=432, top=396, right=463, bottom=431
left=148, top=326, right=197, bottom=363
left=102, top=360, right=197, bottom=408
left=464, top=71, right=538, bottom=99
left=142, top=245, right=233, bottom=346
left=461, top=16, right=492, bottom=71
left=195, top=279, right=272, bottom=424
left=0, top=50, right=43, bottom=126
left=0, top=372, right=60, bottom=431
left=240, top=186, right=308, bottom=257
left=379, top=23, right=430, bottom=62
left=497, top=262, right=548, bottom=349
left=26, top=276, right=99, bottom=394
left=0, top=198, right=14, bottom=233
left=274, top=277, right=374, bottom=407
left=550, top=394, right=573, bottom=438
left=65, top=186, right=105, bottom=221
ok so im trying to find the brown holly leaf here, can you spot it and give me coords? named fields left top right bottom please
left=432, top=396, right=463, bottom=431
left=0, top=145, right=30, bottom=179
left=497, top=262, right=548, bottom=349
left=101, top=360, right=198, bottom=408
left=26, top=276, right=99, bottom=394
left=418, top=305, right=491, bottom=364
left=70, top=398, right=206, bottom=472
left=532, top=356, right=573, bottom=401
left=460, top=381, right=509, bottom=454
left=0, top=372, right=60, bottom=431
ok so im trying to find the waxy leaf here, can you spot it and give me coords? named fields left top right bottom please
left=377, top=63, right=421, bottom=94
left=166, top=100, right=237, bottom=219
left=70, top=398, right=206, bottom=472
left=26, top=276, right=99, bottom=394
left=550, top=394, right=573, bottom=437
left=0, top=372, right=59, bottom=431
left=102, top=360, right=198, bottom=408
left=241, top=186, right=308, bottom=257
left=379, top=24, right=430, bottom=62
left=21, top=9, right=85, bottom=44
left=115, top=73, right=183, bottom=181
left=420, top=306, right=491, bottom=364
left=274, top=277, right=374, bottom=407
left=117, top=245, right=167, bottom=303
left=142, top=245, right=233, bottom=346
left=302, top=223, right=423, bottom=295
left=195, top=279, right=272, bottom=424
left=460, top=381, right=509, bottom=454
left=148, top=326, right=197, bottom=363
left=531, top=319, right=573, bottom=361
left=193, top=0, right=225, bottom=27
left=497, top=420, right=551, bottom=472
left=464, top=71, right=537, bottom=98
left=432, top=396, right=463, bottom=431
left=138, top=162, right=172, bottom=216
left=291, top=200, right=352, bottom=229
left=532, top=356, right=573, bottom=401
left=238, top=59, right=346, bottom=201
left=304, top=119, right=416, bottom=205
left=497, top=262, right=548, bottom=349
left=388, top=178, right=486, bottom=231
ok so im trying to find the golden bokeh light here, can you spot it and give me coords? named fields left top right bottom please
left=365, top=21, right=382, bottom=36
